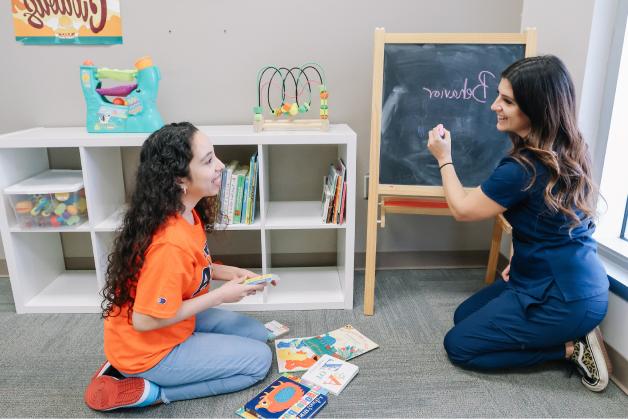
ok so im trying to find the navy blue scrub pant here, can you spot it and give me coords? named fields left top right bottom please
left=443, top=279, right=607, bottom=370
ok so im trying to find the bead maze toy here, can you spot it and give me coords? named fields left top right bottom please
left=80, top=56, right=164, bottom=133
left=253, top=63, right=329, bottom=132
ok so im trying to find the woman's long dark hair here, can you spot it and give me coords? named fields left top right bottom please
left=502, top=55, right=596, bottom=228
left=101, top=122, right=219, bottom=319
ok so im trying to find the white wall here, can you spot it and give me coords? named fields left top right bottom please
left=521, top=0, right=596, bottom=111
left=0, top=0, right=522, bottom=258
left=522, top=0, right=628, bottom=362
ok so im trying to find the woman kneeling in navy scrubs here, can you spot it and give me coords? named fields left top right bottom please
left=428, top=55, right=611, bottom=392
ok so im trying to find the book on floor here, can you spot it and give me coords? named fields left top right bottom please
left=265, top=320, right=289, bottom=340
left=302, top=324, right=379, bottom=361
left=275, top=337, right=320, bottom=373
left=300, top=354, right=359, bottom=395
left=235, top=375, right=328, bottom=418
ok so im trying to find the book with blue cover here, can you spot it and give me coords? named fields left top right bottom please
left=236, top=375, right=327, bottom=418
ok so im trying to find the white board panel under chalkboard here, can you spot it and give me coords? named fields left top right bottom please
left=379, top=43, right=525, bottom=187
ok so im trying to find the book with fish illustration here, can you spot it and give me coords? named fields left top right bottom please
left=236, top=375, right=327, bottom=418
left=302, top=324, right=378, bottom=360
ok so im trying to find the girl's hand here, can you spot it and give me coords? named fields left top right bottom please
left=427, top=125, right=452, bottom=165
left=216, top=277, right=264, bottom=303
left=234, top=268, right=278, bottom=287
left=235, top=268, right=258, bottom=280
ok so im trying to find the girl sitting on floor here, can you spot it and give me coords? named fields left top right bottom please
left=85, top=122, right=273, bottom=411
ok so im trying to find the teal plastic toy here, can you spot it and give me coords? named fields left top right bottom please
left=80, top=56, right=164, bottom=133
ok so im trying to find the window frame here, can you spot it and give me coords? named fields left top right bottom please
left=592, top=1, right=628, bottom=278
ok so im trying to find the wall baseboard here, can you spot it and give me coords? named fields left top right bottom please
left=1, top=251, right=509, bottom=279
left=354, top=250, right=509, bottom=273
left=607, top=343, right=628, bottom=395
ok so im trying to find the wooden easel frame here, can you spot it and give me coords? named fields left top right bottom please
left=364, top=28, right=537, bottom=315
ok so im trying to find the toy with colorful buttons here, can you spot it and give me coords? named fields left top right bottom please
left=80, top=56, right=164, bottom=133
left=253, top=63, right=329, bottom=132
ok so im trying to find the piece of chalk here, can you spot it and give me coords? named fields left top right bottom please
left=437, top=124, right=445, bottom=139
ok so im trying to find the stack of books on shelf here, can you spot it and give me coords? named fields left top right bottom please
left=321, top=158, right=346, bottom=224
left=219, top=152, right=258, bottom=225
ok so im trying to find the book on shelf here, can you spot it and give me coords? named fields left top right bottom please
left=227, top=165, right=241, bottom=223
left=232, top=166, right=249, bottom=224
left=321, top=175, right=332, bottom=223
left=332, top=159, right=345, bottom=224
left=241, top=175, right=250, bottom=223
left=275, top=337, right=320, bottom=373
left=302, top=324, right=378, bottom=361
left=246, top=152, right=258, bottom=224
left=218, top=164, right=228, bottom=221
left=221, top=160, right=239, bottom=224
left=236, top=375, right=328, bottom=418
left=300, top=354, right=359, bottom=396
left=320, top=158, right=346, bottom=224
left=339, top=181, right=347, bottom=225
left=218, top=154, right=258, bottom=225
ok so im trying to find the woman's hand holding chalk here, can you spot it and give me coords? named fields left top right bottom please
left=437, top=123, right=446, bottom=139
left=427, top=124, right=452, bottom=164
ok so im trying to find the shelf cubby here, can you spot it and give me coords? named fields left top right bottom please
left=10, top=232, right=98, bottom=313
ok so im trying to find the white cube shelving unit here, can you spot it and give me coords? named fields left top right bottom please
left=0, top=125, right=356, bottom=313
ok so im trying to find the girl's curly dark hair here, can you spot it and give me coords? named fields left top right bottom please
left=101, top=122, right=219, bottom=319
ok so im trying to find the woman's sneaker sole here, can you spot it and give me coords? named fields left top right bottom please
left=582, top=327, right=611, bottom=392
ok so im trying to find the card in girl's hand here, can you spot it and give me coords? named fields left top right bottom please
left=243, top=273, right=280, bottom=285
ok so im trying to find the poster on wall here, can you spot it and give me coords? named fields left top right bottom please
left=12, top=0, right=123, bottom=45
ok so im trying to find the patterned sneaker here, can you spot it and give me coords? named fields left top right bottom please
left=84, top=375, right=160, bottom=411
left=569, top=327, right=612, bottom=392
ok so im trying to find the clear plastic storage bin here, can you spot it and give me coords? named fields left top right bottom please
left=4, top=170, right=88, bottom=228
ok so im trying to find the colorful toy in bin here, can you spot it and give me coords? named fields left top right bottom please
left=253, top=62, right=329, bottom=132
left=80, top=56, right=164, bottom=133
left=4, top=170, right=89, bottom=229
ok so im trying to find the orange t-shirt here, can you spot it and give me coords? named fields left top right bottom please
left=104, top=210, right=212, bottom=374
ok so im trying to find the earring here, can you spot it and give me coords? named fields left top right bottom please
left=182, top=185, right=188, bottom=195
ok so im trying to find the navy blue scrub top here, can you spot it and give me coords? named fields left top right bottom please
left=481, top=154, right=608, bottom=303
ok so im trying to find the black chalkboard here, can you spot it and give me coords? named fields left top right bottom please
left=379, top=43, right=525, bottom=187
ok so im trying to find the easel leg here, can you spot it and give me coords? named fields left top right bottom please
left=484, top=216, right=503, bottom=284
left=364, top=196, right=379, bottom=315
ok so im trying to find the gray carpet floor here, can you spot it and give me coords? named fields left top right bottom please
left=0, top=269, right=625, bottom=417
